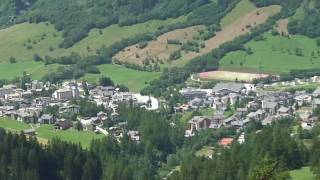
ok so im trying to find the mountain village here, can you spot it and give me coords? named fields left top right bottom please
left=1, top=75, right=320, bottom=145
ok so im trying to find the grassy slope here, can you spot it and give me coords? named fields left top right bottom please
left=37, top=125, right=103, bottom=148
left=70, top=16, right=187, bottom=55
left=0, top=117, right=103, bottom=148
left=0, top=17, right=183, bottom=89
left=82, top=64, right=161, bottom=92
left=290, top=167, right=315, bottom=180
left=0, top=61, right=61, bottom=80
left=219, top=33, right=320, bottom=74
left=0, top=17, right=186, bottom=63
left=220, top=0, right=256, bottom=28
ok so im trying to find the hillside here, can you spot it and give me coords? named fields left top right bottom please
left=0, top=0, right=319, bottom=90
left=114, top=0, right=281, bottom=67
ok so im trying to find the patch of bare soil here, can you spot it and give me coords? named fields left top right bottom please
left=113, top=26, right=203, bottom=65
left=275, top=18, right=289, bottom=35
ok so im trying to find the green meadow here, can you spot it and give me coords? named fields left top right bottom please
left=219, top=33, right=320, bottom=74
left=83, top=64, right=161, bottom=92
left=37, top=125, right=103, bottom=148
left=290, top=167, right=315, bottom=180
left=0, top=17, right=186, bottom=63
left=0, top=16, right=185, bottom=86
left=0, top=61, right=61, bottom=80
left=0, top=117, right=103, bottom=148
left=220, top=0, right=256, bottom=28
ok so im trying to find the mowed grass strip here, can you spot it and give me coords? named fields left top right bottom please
left=37, top=125, right=103, bottom=148
left=290, top=167, right=315, bottom=180
left=0, top=117, right=30, bottom=132
left=219, top=33, right=320, bottom=74
left=83, top=64, right=161, bottom=92
left=0, top=117, right=103, bottom=148
left=220, top=0, right=256, bottom=28
left=0, top=61, right=61, bottom=80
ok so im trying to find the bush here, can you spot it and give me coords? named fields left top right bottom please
left=9, top=57, right=17, bottom=64
left=138, top=41, right=148, bottom=49
left=169, top=50, right=182, bottom=60
left=33, top=53, right=43, bottom=61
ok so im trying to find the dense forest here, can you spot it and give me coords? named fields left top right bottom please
left=1, top=104, right=320, bottom=179
left=288, top=0, right=320, bottom=38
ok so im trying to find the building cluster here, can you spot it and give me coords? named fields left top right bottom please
left=0, top=80, right=159, bottom=140
left=180, top=82, right=320, bottom=137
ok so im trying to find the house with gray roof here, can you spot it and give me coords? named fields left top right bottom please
left=262, top=100, right=278, bottom=115
left=212, top=83, right=245, bottom=95
left=312, top=98, right=320, bottom=109
left=39, top=114, right=55, bottom=124
left=313, top=87, right=320, bottom=97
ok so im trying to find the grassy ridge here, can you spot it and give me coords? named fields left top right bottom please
left=219, top=33, right=320, bottom=74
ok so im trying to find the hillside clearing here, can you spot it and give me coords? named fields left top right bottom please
left=114, top=5, right=281, bottom=67
left=82, top=64, right=161, bottom=92
left=181, top=5, right=281, bottom=63
left=220, top=0, right=256, bottom=28
left=0, top=117, right=103, bottom=148
left=219, top=33, right=320, bottom=74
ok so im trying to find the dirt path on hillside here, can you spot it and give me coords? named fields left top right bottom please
left=182, top=5, right=281, bottom=60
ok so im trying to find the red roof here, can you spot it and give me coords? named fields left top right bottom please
left=218, top=138, right=234, bottom=147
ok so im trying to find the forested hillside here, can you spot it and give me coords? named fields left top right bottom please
left=288, top=0, right=320, bottom=38
left=0, top=0, right=210, bottom=48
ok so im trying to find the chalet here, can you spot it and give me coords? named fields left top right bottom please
left=185, top=116, right=211, bottom=137
left=181, top=90, right=207, bottom=101
left=0, top=87, right=14, bottom=98
left=277, top=106, right=292, bottom=115
left=189, top=98, right=203, bottom=108
left=294, top=93, right=312, bottom=106
left=313, top=87, right=320, bottom=97
left=17, top=112, right=33, bottom=123
left=38, top=114, right=55, bottom=124
left=229, top=93, right=239, bottom=105
left=59, top=105, right=80, bottom=114
left=262, top=100, right=278, bottom=115
left=312, top=98, right=320, bottom=109
left=23, top=129, right=36, bottom=136
left=55, top=119, right=73, bottom=130
left=236, top=108, right=248, bottom=117
left=97, top=111, right=108, bottom=121
left=80, top=118, right=96, bottom=131
left=174, top=104, right=192, bottom=113
left=52, top=87, right=79, bottom=101
left=212, top=83, right=245, bottom=95
left=128, top=130, right=140, bottom=142
left=246, top=109, right=264, bottom=121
